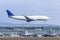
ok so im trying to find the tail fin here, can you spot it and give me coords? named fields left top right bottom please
left=6, top=10, right=14, bottom=16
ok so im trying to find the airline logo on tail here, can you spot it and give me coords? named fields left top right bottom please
left=6, top=10, right=14, bottom=16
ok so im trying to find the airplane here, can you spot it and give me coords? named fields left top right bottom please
left=6, top=10, right=49, bottom=22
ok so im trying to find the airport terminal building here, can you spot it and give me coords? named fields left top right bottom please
left=0, top=24, right=60, bottom=37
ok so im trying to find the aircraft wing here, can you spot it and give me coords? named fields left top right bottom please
left=23, top=15, right=33, bottom=22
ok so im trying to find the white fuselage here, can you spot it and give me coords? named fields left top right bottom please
left=10, top=16, right=49, bottom=21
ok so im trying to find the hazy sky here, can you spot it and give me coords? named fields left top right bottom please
left=0, top=0, right=60, bottom=25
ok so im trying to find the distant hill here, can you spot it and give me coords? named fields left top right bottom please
left=0, top=22, right=59, bottom=27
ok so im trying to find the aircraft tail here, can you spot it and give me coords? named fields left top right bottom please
left=6, top=10, right=14, bottom=16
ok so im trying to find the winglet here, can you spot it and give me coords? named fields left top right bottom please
left=6, top=10, right=14, bottom=16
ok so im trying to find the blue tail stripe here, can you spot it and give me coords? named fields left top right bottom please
left=6, top=10, right=14, bottom=16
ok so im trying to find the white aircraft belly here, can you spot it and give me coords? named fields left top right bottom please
left=28, top=16, right=49, bottom=20
left=11, top=16, right=26, bottom=20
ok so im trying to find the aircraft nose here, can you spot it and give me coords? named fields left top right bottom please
left=46, top=17, right=49, bottom=19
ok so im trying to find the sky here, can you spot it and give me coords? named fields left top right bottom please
left=0, top=0, right=60, bottom=25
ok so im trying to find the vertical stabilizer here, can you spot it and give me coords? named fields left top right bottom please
left=6, top=10, right=14, bottom=16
